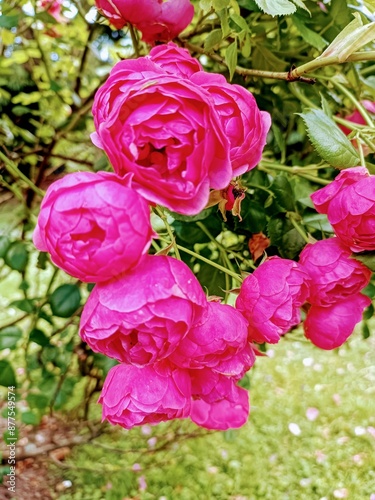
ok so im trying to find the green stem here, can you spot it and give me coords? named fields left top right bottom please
left=258, top=163, right=331, bottom=185
left=330, top=79, right=374, bottom=128
left=154, top=207, right=181, bottom=260
left=128, top=23, right=140, bottom=57
left=357, top=138, right=366, bottom=168
left=0, top=151, right=45, bottom=197
left=176, top=245, right=242, bottom=283
left=287, top=214, right=310, bottom=244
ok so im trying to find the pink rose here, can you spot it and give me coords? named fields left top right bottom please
left=95, top=0, right=194, bottom=44
left=99, top=362, right=192, bottom=429
left=148, top=42, right=203, bottom=78
left=236, top=256, right=310, bottom=343
left=190, top=72, right=271, bottom=176
left=170, top=301, right=255, bottom=378
left=38, top=0, right=67, bottom=23
left=304, top=294, right=371, bottom=349
left=299, top=238, right=371, bottom=306
left=33, top=172, right=154, bottom=283
left=79, top=255, right=208, bottom=365
left=311, top=167, right=375, bottom=252
left=91, top=58, right=231, bottom=215
left=189, top=368, right=249, bottom=430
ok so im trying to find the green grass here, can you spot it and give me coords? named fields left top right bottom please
left=52, top=331, right=375, bottom=500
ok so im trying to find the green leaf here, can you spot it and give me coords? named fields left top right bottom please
left=230, top=13, right=249, bottom=32
left=10, top=299, right=35, bottom=313
left=37, top=252, right=48, bottom=270
left=197, top=261, right=227, bottom=297
left=253, top=0, right=297, bottom=16
left=292, top=16, right=328, bottom=51
left=362, top=321, right=371, bottom=339
left=0, top=236, right=10, bottom=258
left=318, top=13, right=375, bottom=62
left=49, top=284, right=81, bottom=318
left=225, top=41, right=238, bottom=80
left=363, top=303, right=374, bottom=321
left=26, top=393, right=49, bottom=410
left=0, top=15, right=19, bottom=29
left=270, top=175, right=296, bottom=212
left=352, top=251, right=375, bottom=272
left=29, top=328, right=49, bottom=347
left=234, top=199, right=267, bottom=233
left=268, top=214, right=306, bottom=259
left=4, top=242, right=29, bottom=271
left=204, top=29, right=223, bottom=51
left=169, top=207, right=213, bottom=223
left=0, top=326, right=22, bottom=350
left=21, top=411, right=41, bottom=425
left=213, top=0, right=230, bottom=9
left=0, top=361, right=17, bottom=387
left=299, top=108, right=360, bottom=168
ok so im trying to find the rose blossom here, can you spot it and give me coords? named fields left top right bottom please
left=304, top=294, right=371, bottom=350
left=148, top=42, right=203, bottom=78
left=95, top=0, right=194, bottom=44
left=299, top=238, right=371, bottom=306
left=37, top=0, right=67, bottom=23
left=79, top=255, right=208, bottom=365
left=170, top=301, right=255, bottom=378
left=236, top=256, right=310, bottom=344
left=189, top=368, right=249, bottom=430
left=99, top=362, right=191, bottom=429
left=311, top=167, right=375, bottom=252
left=33, top=171, right=154, bottom=283
left=91, top=58, right=231, bottom=215
left=190, top=71, right=271, bottom=176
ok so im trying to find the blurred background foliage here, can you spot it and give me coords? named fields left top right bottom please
left=0, top=0, right=375, bottom=497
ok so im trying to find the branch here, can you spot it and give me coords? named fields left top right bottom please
left=182, top=40, right=375, bottom=83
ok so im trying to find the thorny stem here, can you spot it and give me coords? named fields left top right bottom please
left=0, top=151, right=45, bottom=197
left=154, top=207, right=181, bottom=260
left=258, top=162, right=331, bottom=185
left=287, top=214, right=310, bottom=244
left=181, top=41, right=375, bottom=83
left=176, top=244, right=242, bottom=283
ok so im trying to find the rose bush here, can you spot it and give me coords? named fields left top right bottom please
left=91, top=57, right=232, bottom=215
left=236, top=257, right=310, bottom=344
left=95, top=0, right=194, bottom=44
left=99, top=362, right=192, bottom=429
left=33, top=171, right=154, bottom=283
left=79, top=255, right=208, bottom=365
left=304, top=294, right=371, bottom=350
left=311, top=167, right=375, bottom=252
left=170, top=300, right=255, bottom=378
left=299, top=238, right=371, bottom=306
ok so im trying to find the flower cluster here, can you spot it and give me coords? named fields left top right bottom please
left=33, top=41, right=271, bottom=431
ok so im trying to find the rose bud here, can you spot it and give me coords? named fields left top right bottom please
left=33, top=171, right=154, bottom=283
left=99, top=362, right=191, bottom=429
left=304, top=294, right=371, bottom=350
left=79, top=255, right=208, bottom=365
left=236, top=256, right=310, bottom=344
left=311, top=167, right=375, bottom=252
left=299, top=238, right=371, bottom=306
